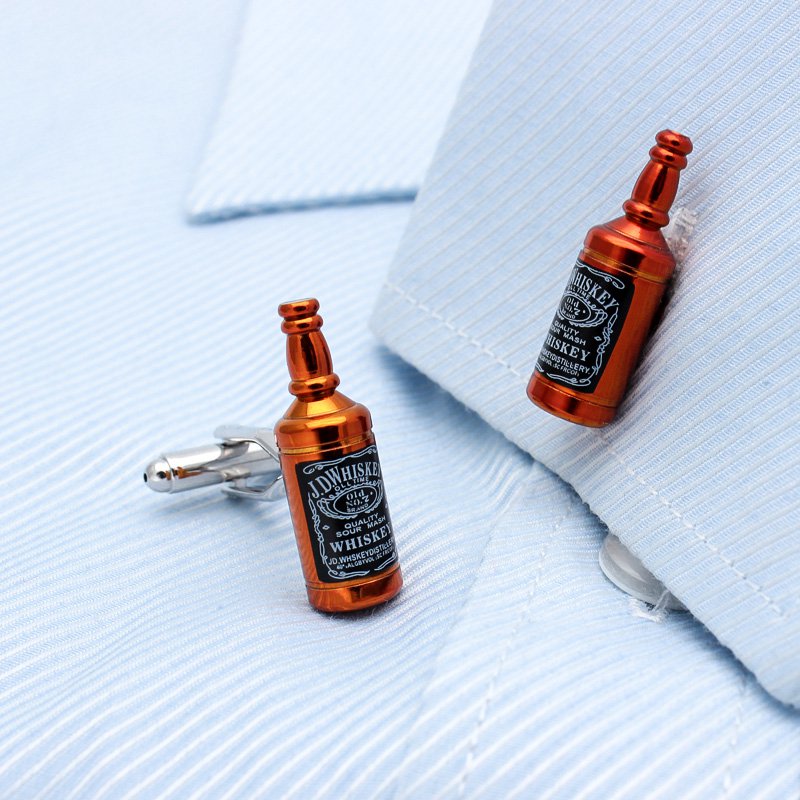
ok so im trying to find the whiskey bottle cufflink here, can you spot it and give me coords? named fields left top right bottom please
left=275, top=298, right=402, bottom=612
left=527, top=130, right=692, bottom=610
left=528, top=129, right=693, bottom=427
left=143, top=298, right=403, bottom=614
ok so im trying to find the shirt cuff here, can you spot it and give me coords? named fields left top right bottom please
left=371, top=0, right=800, bottom=707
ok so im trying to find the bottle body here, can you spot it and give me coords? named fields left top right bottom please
left=276, top=298, right=402, bottom=612
left=528, top=218, right=675, bottom=426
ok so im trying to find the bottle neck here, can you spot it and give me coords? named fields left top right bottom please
left=622, top=132, right=691, bottom=230
left=284, top=326, right=340, bottom=400
left=278, top=299, right=341, bottom=401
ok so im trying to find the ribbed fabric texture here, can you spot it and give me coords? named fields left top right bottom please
left=373, top=0, right=800, bottom=707
left=2, top=1, right=798, bottom=797
left=186, top=0, right=491, bottom=220
left=390, top=468, right=800, bottom=800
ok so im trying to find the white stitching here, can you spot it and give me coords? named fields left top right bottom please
left=722, top=674, right=749, bottom=798
left=385, top=282, right=523, bottom=378
left=628, top=593, right=672, bottom=623
left=599, top=433, right=785, bottom=618
left=383, top=281, right=786, bottom=619
left=456, top=498, right=575, bottom=798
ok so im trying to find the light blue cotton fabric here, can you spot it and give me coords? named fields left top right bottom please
left=187, top=0, right=491, bottom=220
left=1, top=1, right=798, bottom=798
left=373, top=0, right=800, bottom=708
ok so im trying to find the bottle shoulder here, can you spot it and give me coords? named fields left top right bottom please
left=582, top=217, right=675, bottom=280
left=274, top=391, right=373, bottom=451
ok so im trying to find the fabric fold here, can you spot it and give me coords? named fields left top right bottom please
left=391, top=462, right=799, bottom=799
left=186, top=0, right=491, bottom=221
left=372, top=0, right=800, bottom=707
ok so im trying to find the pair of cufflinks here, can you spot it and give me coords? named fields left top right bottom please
left=145, top=132, right=692, bottom=613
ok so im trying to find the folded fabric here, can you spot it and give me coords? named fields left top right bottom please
left=390, top=464, right=799, bottom=800
left=187, top=0, right=491, bottom=221
left=372, top=0, right=800, bottom=707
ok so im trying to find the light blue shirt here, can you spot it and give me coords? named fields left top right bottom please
left=0, top=1, right=797, bottom=798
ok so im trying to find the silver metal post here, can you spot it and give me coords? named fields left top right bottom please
left=599, top=534, right=685, bottom=611
left=143, top=425, right=284, bottom=501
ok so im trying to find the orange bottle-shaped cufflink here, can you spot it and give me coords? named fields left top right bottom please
left=527, top=130, right=692, bottom=426
left=275, top=299, right=403, bottom=612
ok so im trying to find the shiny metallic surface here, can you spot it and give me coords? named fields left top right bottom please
left=599, top=534, right=685, bottom=611
left=143, top=427, right=283, bottom=500
left=528, top=130, right=693, bottom=426
left=143, top=456, right=174, bottom=492
left=275, top=298, right=403, bottom=613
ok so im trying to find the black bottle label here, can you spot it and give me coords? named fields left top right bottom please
left=296, top=444, right=398, bottom=583
left=536, top=259, right=635, bottom=393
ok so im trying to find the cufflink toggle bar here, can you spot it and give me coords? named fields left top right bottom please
left=599, top=534, right=685, bottom=611
left=143, top=425, right=284, bottom=501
